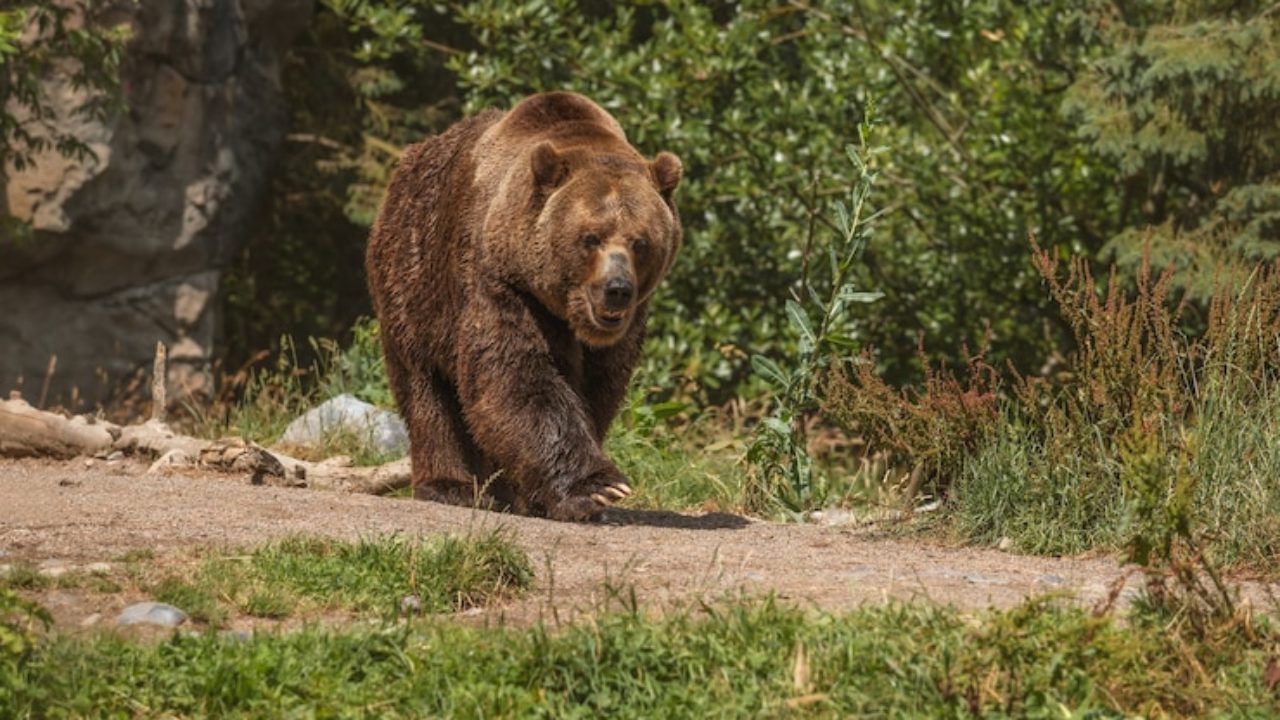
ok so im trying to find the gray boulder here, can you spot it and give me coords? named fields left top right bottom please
left=282, top=394, right=408, bottom=456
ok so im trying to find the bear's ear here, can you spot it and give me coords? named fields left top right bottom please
left=531, top=142, right=570, bottom=191
left=650, top=152, right=683, bottom=199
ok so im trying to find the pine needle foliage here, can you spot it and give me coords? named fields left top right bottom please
left=1064, top=1, right=1280, bottom=296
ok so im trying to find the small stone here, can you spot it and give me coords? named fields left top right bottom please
left=85, top=562, right=113, bottom=574
left=80, top=613, right=102, bottom=628
left=83, top=459, right=94, bottom=469
left=964, top=573, right=1007, bottom=586
left=118, top=602, right=188, bottom=628
left=0, top=564, right=11, bottom=576
left=1035, top=574, right=1067, bottom=587
left=996, top=536, right=1013, bottom=551
left=148, top=448, right=192, bottom=474
left=106, top=450, right=124, bottom=463
left=400, top=594, right=423, bottom=614
left=809, top=508, right=857, bottom=526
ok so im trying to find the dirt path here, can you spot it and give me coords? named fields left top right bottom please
left=0, top=457, right=1252, bottom=628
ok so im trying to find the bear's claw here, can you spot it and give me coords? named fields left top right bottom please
left=550, top=475, right=633, bottom=521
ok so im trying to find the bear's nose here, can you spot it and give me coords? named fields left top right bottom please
left=603, top=277, right=634, bottom=311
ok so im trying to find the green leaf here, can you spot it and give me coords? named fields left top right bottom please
left=762, top=416, right=792, bottom=438
left=648, top=401, right=687, bottom=420
left=839, top=287, right=884, bottom=303
left=824, top=333, right=861, bottom=349
left=786, top=300, right=816, bottom=347
left=833, top=199, right=851, bottom=237
left=845, top=143, right=865, bottom=173
left=751, top=355, right=789, bottom=389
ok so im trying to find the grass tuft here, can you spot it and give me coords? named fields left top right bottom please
left=139, top=531, right=532, bottom=628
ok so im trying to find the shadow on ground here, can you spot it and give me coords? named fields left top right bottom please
left=599, top=508, right=752, bottom=530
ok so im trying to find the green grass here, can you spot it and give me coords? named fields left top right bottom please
left=3, top=596, right=1275, bottom=718
left=607, top=423, right=747, bottom=513
left=143, top=531, right=532, bottom=627
left=950, top=418, right=1128, bottom=556
left=0, top=565, right=110, bottom=593
left=151, top=575, right=230, bottom=627
left=951, top=385, right=1280, bottom=570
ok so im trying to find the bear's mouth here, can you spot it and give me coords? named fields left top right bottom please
left=569, top=291, right=631, bottom=347
left=594, top=307, right=626, bottom=329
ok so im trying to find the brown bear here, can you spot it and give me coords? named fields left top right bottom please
left=365, top=92, right=683, bottom=521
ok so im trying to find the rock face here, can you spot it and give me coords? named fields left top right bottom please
left=0, top=0, right=312, bottom=408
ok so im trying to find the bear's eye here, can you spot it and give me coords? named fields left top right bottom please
left=631, top=236, right=650, bottom=254
left=581, top=233, right=602, bottom=249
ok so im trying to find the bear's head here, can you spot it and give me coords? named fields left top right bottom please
left=527, top=142, right=682, bottom=348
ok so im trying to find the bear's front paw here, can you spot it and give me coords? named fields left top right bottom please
left=547, top=471, right=633, bottom=522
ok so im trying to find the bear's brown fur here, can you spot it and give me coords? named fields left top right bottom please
left=365, top=92, right=683, bottom=521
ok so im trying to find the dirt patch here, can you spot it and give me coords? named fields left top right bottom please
left=1, top=457, right=1269, bottom=630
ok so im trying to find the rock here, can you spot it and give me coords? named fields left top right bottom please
left=1035, top=574, right=1067, bottom=587
left=85, top=561, right=113, bottom=574
left=282, top=394, right=408, bottom=455
left=80, top=613, right=102, bottom=628
left=964, top=573, right=1007, bottom=586
left=808, top=508, right=857, bottom=526
left=0, top=0, right=313, bottom=408
left=117, top=602, right=188, bottom=628
left=400, top=594, right=423, bottom=614
left=996, top=536, right=1013, bottom=551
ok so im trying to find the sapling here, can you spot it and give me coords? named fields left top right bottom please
left=747, top=109, right=883, bottom=513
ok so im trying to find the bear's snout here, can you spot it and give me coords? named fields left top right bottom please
left=603, top=276, right=634, bottom=311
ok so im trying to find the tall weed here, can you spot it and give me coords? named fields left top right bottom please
left=746, top=112, right=884, bottom=515
left=823, top=347, right=999, bottom=505
left=953, top=242, right=1280, bottom=570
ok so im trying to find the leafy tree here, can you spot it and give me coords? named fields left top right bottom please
left=0, top=1, right=128, bottom=172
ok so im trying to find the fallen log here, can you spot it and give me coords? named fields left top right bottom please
left=0, top=395, right=410, bottom=495
left=0, top=394, right=118, bottom=458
